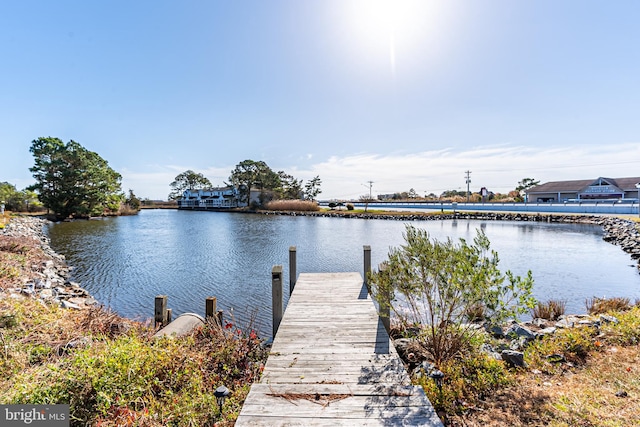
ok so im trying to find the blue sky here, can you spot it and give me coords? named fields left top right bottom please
left=2, top=0, right=640, bottom=200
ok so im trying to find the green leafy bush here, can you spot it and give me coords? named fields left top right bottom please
left=369, top=225, right=536, bottom=364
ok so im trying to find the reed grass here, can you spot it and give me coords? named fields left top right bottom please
left=585, top=296, right=632, bottom=314
left=531, top=299, right=566, bottom=320
left=263, top=199, right=319, bottom=211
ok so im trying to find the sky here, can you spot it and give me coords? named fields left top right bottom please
left=2, top=0, right=640, bottom=201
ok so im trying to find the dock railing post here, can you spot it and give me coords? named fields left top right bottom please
left=272, top=265, right=283, bottom=338
left=154, top=295, right=168, bottom=328
left=363, top=245, right=371, bottom=292
left=378, top=262, right=390, bottom=333
left=289, top=246, right=297, bottom=296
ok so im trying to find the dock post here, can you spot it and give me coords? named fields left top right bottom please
left=154, top=295, right=168, bottom=328
left=289, top=246, right=297, bottom=296
left=166, top=308, right=173, bottom=324
left=363, top=245, right=371, bottom=292
left=272, top=265, right=283, bottom=338
left=206, top=297, right=218, bottom=325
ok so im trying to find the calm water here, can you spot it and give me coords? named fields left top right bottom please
left=47, top=209, right=640, bottom=334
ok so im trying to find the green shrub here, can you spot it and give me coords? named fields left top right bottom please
left=599, top=306, right=640, bottom=346
left=416, top=351, right=513, bottom=415
left=369, top=225, right=536, bottom=364
left=525, top=326, right=596, bottom=373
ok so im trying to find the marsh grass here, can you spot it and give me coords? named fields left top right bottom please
left=263, top=199, right=319, bottom=211
left=585, top=296, right=632, bottom=314
left=531, top=299, right=566, bottom=320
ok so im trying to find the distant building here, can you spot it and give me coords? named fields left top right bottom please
left=177, top=187, right=261, bottom=209
left=526, top=177, right=640, bottom=202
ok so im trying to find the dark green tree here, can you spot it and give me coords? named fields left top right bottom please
left=29, top=137, right=123, bottom=219
left=125, top=189, right=141, bottom=210
left=228, top=160, right=281, bottom=207
left=168, top=170, right=212, bottom=200
left=277, top=171, right=303, bottom=200
left=304, top=176, right=322, bottom=201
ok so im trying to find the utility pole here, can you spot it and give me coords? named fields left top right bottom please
left=465, top=171, right=471, bottom=203
left=363, top=181, right=374, bottom=212
left=366, top=181, right=374, bottom=200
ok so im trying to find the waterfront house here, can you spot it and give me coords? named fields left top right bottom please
left=177, top=187, right=261, bottom=209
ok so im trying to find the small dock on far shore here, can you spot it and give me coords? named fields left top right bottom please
left=236, top=271, right=443, bottom=426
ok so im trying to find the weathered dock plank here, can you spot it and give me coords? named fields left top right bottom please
left=235, top=272, right=443, bottom=426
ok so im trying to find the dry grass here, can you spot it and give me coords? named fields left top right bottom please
left=585, top=297, right=632, bottom=315
left=0, top=234, right=48, bottom=289
left=447, top=307, right=640, bottom=427
left=532, top=299, right=567, bottom=320
left=264, top=199, right=320, bottom=211
left=452, top=346, right=640, bottom=427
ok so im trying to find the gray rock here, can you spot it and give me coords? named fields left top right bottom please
left=506, top=324, right=536, bottom=341
left=501, top=350, right=526, bottom=368
left=486, top=324, right=505, bottom=338
left=555, top=318, right=574, bottom=328
left=480, top=343, right=502, bottom=360
left=61, top=336, right=92, bottom=353
left=600, top=314, right=619, bottom=324
left=61, top=300, right=81, bottom=310
left=532, top=318, right=551, bottom=328
left=536, top=327, right=557, bottom=337
left=39, top=289, right=54, bottom=299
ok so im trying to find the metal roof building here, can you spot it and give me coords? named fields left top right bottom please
left=526, top=177, right=640, bottom=202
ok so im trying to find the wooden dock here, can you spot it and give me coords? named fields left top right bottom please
left=236, top=272, right=443, bottom=426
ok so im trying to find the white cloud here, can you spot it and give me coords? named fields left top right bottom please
left=299, top=143, right=640, bottom=200
left=120, top=143, right=640, bottom=201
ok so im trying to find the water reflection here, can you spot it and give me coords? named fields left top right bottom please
left=47, top=210, right=640, bottom=335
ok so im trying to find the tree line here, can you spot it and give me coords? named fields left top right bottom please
left=5, top=135, right=538, bottom=219
left=169, top=160, right=322, bottom=207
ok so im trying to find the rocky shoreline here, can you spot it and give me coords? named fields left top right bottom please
left=0, top=216, right=98, bottom=310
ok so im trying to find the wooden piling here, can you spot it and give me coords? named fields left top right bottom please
left=363, top=245, right=371, bottom=291
left=289, top=246, right=297, bottom=296
left=205, top=297, right=217, bottom=319
left=272, top=265, right=283, bottom=338
left=154, top=295, right=168, bottom=328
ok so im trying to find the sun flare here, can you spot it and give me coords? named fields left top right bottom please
left=344, top=0, right=440, bottom=76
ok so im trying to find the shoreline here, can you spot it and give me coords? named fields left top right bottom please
left=0, top=215, right=98, bottom=310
